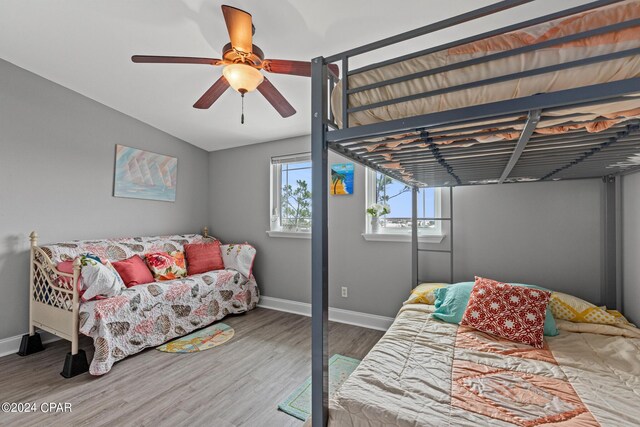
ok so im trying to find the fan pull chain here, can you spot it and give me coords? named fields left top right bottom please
left=241, top=92, right=245, bottom=125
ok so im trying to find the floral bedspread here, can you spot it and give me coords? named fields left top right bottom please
left=79, top=270, right=259, bottom=375
left=41, top=234, right=210, bottom=264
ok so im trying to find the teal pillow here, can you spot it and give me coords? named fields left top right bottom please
left=432, top=281, right=559, bottom=336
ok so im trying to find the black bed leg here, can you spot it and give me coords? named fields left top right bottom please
left=60, top=350, right=89, bottom=378
left=17, top=333, right=44, bottom=356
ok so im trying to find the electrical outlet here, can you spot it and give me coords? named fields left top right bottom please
left=341, top=286, right=348, bottom=298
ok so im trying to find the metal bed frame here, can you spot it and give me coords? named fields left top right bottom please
left=309, top=0, right=640, bottom=425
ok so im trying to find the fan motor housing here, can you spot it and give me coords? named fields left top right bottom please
left=222, top=43, right=264, bottom=67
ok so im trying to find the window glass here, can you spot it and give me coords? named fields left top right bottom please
left=370, top=171, right=439, bottom=233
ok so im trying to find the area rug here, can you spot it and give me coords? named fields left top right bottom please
left=278, top=354, right=361, bottom=421
left=156, top=323, right=234, bottom=353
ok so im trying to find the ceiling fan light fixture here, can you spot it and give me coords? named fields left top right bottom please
left=223, top=63, right=264, bottom=93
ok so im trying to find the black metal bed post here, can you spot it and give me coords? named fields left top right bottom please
left=615, top=174, right=622, bottom=312
left=449, top=186, right=454, bottom=284
left=603, top=175, right=617, bottom=309
left=311, top=57, right=329, bottom=427
left=411, top=187, right=419, bottom=288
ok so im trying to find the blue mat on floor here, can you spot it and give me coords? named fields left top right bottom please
left=278, top=354, right=361, bottom=421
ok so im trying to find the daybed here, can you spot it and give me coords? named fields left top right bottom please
left=21, top=230, right=260, bottom=376
left=321, top=302, right=640, bottom=426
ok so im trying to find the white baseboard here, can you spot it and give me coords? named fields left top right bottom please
left=0, top=331, right=61, bottom=358
left=258, top=296, right=394, bottom=331
left=1, top=299, right=393, bottom=358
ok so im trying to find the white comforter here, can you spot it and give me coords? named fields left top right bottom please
left=322, top=304, right=640, bottom=427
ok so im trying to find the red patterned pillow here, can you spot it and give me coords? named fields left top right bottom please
left=461, top=277, right=551, bottom=348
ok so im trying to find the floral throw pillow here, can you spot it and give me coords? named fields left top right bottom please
left=220, top=243, right=256, bottom=278
left=145, top=251, right=187, bottom=281
left=79, top=253, right=126, bottom=302
left=461, top=277, right=551, bottom=348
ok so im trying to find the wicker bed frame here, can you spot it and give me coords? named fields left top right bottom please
left=18, top=231, right=86, bottom=378
left=18, top=227, right=212, bottom=378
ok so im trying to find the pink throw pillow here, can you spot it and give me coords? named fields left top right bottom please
left=56, top=261, right=82, bottom=294
left=461, top=276, right=551, bottom=348
left=184, top=241, right=224, bottom=275
left=113, top=255, right=154, bottom=288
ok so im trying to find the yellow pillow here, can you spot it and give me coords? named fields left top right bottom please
left=605, top=309, right=632, bottom=326
left=404, top=283, right=448, bottom=305
left=549, top=292, right=630, bottom=325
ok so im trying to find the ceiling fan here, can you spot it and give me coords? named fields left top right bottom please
left=132, top=5, right=339, bottom=123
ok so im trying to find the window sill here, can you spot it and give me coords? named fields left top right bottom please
left=362, top=233, right=445, bottom=244
left=266, top=230, right=311, bottom=239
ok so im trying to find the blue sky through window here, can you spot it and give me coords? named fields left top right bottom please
left=280, top=162, right=312, bottom=227
left=282, top=161, right=312, bottom=193
left=376, top=172, right=435, bottom=218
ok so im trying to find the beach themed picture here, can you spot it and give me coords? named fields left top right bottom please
left=331, top=163, right=354, bottom=195
left=114, top=145, right=177, bottom=202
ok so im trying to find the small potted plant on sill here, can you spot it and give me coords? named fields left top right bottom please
left=367, top=203, right=390, bottom=233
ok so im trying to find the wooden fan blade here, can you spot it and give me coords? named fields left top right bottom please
left=193, top=76, right=230, bottom=109
left=263, top=59, right=311, bottom=77
left=257, top=77, right=296, bottom=118
left=132, top=55, right=222, bottom=65
left=263, top=60, right=339, bottom=79
left=327, top=64, right=340, bottom=79
left=221, top=5, right=253, bottom=54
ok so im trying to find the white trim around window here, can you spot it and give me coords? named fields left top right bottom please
left=269, top=152, right=312, bottom=237
left=266, top=230, right=311, bottom=239
left=361, top=233, right=445, bottom=243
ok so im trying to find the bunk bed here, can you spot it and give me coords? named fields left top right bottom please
left=309, top=1, right=640, bottom=426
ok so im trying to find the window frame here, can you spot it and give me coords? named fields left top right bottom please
left=365, top=169, right=443, bottom=239
left=269, top=152, right=312, bottom=237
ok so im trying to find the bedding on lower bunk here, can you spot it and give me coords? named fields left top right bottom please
left=331, top=1, right=640, bottom=148
left=325, top=304, right=640, bottom=427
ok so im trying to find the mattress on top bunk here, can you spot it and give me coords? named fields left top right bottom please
left=320, top=304, right=640, bottom=427
left=331, top=1, right=640, bottom=142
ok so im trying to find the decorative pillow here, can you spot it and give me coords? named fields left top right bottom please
left=104, top=259, right=125, bottom=289
left=56, top=261, right=82, bottom=292
left=461, top=277, right=551, bottom=348
left=184, top=241, right=224, bottom=275
left=58, top=255, right=125, bottom=299
left=433, top=280, right=558, bottom=336
left=79, top=253, right=125, bottom=301
left=606, top=309, right=633, bottom=326
left=404, top=283, right=448, bottom=305
left=145, top=251, right=187, bottom=281
left=220, top=243, right=256, bottom=278
left=550, top=292, right=631, bottom=325
left=113, top=255, right=155, bottom=288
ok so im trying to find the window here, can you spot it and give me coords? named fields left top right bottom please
left=270, top=153, right=312, bottom=234
left=366, top=170, right=441, bottom=236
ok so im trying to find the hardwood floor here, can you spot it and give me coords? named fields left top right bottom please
left=0, top=308, right=384, bottom=427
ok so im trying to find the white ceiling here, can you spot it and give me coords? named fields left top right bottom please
left=0, top=0, right=590, bottom=151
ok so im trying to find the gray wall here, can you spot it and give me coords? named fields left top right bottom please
left=623, top=171, right=640, bottom=324
left=0, top=59, right=210, bottom=340
left=209, top=135, right=605, bottom=318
